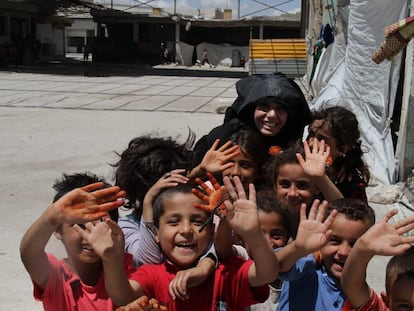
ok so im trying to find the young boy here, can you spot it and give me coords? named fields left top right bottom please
left=20, top=172, right=128, bottom=311
left=75, top=176, right=280, bottom=310
left=276, top=198, right=376, bottom=311
left=341, top=208, right=414, bottom=311
left=231, top=190, right=291, bottom=311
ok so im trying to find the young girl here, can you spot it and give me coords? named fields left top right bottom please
left=307, top=106, right=370, bottom=202
left=220, top=129, right=268, bottom=190
left=190, top=128, right=268, bottom=191
left=267, top=140, right=343, bottom=237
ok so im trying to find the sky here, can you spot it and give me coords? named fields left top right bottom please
left=96, top=0, right=302, bottom=17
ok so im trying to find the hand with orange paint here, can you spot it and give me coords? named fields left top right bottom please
left=191, top=172, right=227, bottom=217
left=115, top=295, right=168, bottom=311
left=47, top=182, right=125, bottom=227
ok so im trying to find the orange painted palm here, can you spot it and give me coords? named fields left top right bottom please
left=115, top=296, right=167, bottom=311
left=192, top=172, right=228, bottom=232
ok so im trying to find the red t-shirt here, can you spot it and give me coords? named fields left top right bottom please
left=342, top=290, right=388, bottom=311
left=33, top=253, right=135, bottom=311
left=130, top=255, right=269, bottom=311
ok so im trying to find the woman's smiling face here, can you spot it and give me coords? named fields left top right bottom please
left=254, top=101, right=288, bottom=137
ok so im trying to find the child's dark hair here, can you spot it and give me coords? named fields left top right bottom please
left=256, top=189, right=291, bottom=239
left=385, top=246, right=414, bottom=294
left=327, top=198, right=375, bottom=227
left=152, top=183, right=211, bottom=228
left=52, top=172, right=119, bottom=223
left=224, top=129, right=268, bottom=186
left=310, top=106, right=370, bottom=184
left=112, top=131, right=194, bottom=219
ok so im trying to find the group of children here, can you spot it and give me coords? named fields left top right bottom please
left=20, top=73, right=414, bottom=311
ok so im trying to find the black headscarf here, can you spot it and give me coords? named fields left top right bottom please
left=193, top=73, right=311, bottom=165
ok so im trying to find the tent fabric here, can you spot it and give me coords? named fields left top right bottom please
left=196, top=42, right=248, bottom=67
left=175, top=41, right=194, bottom=66
left=309, top=0, right=409, bottom=184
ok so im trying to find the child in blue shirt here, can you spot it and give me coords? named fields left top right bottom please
left=276, top=198, right=375, bottom=311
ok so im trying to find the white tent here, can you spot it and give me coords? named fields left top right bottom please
left=308, top=0, right=409, bottom=184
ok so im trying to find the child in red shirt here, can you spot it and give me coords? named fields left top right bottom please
left=76, top=176, right=280, bottom=310
left=20, top=172, right=130, bottom=311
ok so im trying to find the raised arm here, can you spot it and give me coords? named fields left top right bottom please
left=187, top=139, right=240, bottom=180
left=20, top=182, right=125, bottom=290
left=137, top=169, right=188, bottom=265
left=341, top=209, right=414, bottom=309
left=276, top=200, right=337, bottom=273
left=297, top=139, right=343, bottom=202
left=192, top=172, right=233, bottom=258
left=223, top=176, right=279, bottom=287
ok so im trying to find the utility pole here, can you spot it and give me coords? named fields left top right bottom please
left=300, top=0, right=308, bottom=38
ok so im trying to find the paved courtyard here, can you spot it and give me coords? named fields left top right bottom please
left=0, top=68, right=407, bottom=310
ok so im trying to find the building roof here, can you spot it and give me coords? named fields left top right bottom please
left=90, top=7, right=300, bottom=28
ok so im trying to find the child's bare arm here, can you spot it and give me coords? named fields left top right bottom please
left=142, top=169, right=188, bottom=222
left=297, top=139, right=343, bottom=201
left=341, top=209, right=414, bottom=309
left=223, top=176, right=279, bottom=287
left=214, top=218, right=235, bottom=258
left=20, top=183, right=124, bottom=290
left=187, top=139, right=240, bottom=180
left=137, top=170, right=188, bottom=265
left=276, top=200, right=337, bottom=272
left=168, top=256, right=216, bottom=300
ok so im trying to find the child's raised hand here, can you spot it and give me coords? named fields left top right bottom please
left=294, top=200, right=337, bottom=254
left=297, top=139, right=331, bottom=178
left=192, top=172, right=227, bottom=217
left=115, top=295, right=167, bottom=311
left=73, top=218, right=125, bottom=261
left=143, top=169, right=188, bottom=221
left=356, top=209, right=414, bottom=256
left=199, top=139, right=240, bottom=174
left=48, top=182, right=125, bottom=226
left=223, top=176, right=260, bottom=238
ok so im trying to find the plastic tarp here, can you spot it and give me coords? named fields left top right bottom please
left=309, top=0, right=409, bottom=184
left=175, top=41, right=194, bottom=66
left=196, top=42, right=248, bottom=67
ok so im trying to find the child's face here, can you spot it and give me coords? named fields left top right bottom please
left=258, top=210, right=288, bottom=249
left=254, top=102, right=288, bottom=137
left=307, top=120, right=342, bottom=160
left=55, top=223, right=100, bottom=265
left=387, top=276, right=414, bottom=311
left=275, top=163, right=317, bottom=214
left=156, top=192, right=213, bottom=268
left=321, top=214, right=370, bottom=281
left=222, top=150, right=257, bottom=190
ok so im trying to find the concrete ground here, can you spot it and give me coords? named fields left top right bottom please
left=0, top=65, right=409, bottom=310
